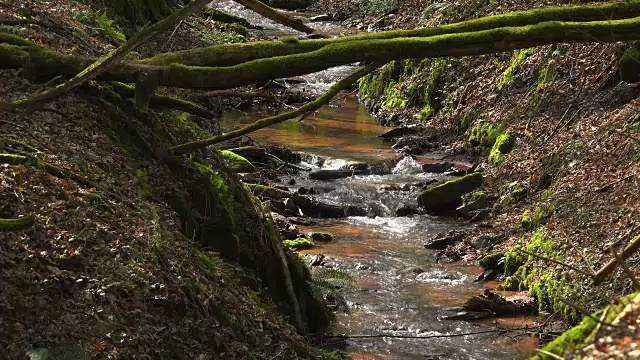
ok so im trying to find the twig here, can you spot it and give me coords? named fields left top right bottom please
left=594, top=234, right=640, bottom=285
left=595, top=173, right=638, bottom=193
left=517, top=248, right=595, bottom=277
left=609, top=245, right=640, bottom=291
left=535, top=349, right=566, bottom=360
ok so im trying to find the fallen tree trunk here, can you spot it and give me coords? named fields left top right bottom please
left=168, top=62, right=382, bottom=154
left=0, top=215, right=35, bottom=232
left=141, top=1, right=640, bottom=68
left=5, top=16, right=640, bottom=92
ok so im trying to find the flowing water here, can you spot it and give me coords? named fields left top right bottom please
left=215, top=4, right=539, bottom=358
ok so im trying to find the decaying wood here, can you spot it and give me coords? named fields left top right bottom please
left=594, top=234, right=640, bottom=285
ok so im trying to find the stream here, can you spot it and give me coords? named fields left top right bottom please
left=214, top=3, right=539, bottom=359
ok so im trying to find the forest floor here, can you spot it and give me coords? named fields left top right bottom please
left=0, top=2, right=344, bottom=359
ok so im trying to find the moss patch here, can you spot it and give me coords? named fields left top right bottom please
left=220, top=150, right=255, bottom=173
left=468, top=122, right=506, bottom=147
left=283, top=238, right=314, bottom=250
left=499, top=47, right=535, bottom=90
left=309, top=232, right=334, bottom=242
left=479, top=252, right=505, bottom=270
left=488, top=132, right=515, bottom=164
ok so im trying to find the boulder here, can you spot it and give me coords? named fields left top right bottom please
left=417, top=172, right=483, bottom=214
left=456, top=192, right=488, bottom=217
left=423, top=230, right=466, bottom=250
left=468, top=209, right=490, bottom=223
left=422, top=161, right=452, bottom=174
left=395, top=204, right=421, bottom=217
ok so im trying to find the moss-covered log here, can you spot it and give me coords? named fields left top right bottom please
left=142, top=1, right=640, bottom=68
left=0, top=214, right=35, bottom=232
left=6, top=16, right=640, bottom=93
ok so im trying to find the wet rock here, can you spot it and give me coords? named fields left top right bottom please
left=442, top=311, right=492, bottom=321
left=283, top=198, right=298, bottom=212
left=287, top=178, right=296, bottom=185
left=355, top=264, right=369, bottom=271
left=422, top=161, right=452, bottom=174
left=474, top=269, right=498, bottom=282
left=423, top=230, right=466, bottom=250
left=470, top=235, right=500, bottom=249
left=468, top=208, right=490, bottom=223
left=287, top=216, right=314, bottom=226
left=340, top=162, right=369, bottom=172
left=395, top=204, right=421, bottom=217
left=417, top=172, right=483, bottom=214
left=378, top=126, right=420, bottom=140
left=369, top=161, right=392, bottom=175
left=478, top=252, right=505, bottom=270
left=309, top=169, right=366, bottom=180
left=309, top=232, right=334, bottom=242
left=463, top=290, right=537, bottom=316
left=308, top=14, right=332, bottom=22
left=309, top=254, right=325, bottom=267
left=280, top=227, right=300, bottom=240
left=344, top=205, right=367, bottom=217
left=456, top=193, right=488, bottom=217
left=379, top=184, right=401, bottom=192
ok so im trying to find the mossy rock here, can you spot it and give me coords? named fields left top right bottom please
left=618, top=47, right=640, bottom=83
left=283, top=238, right=314, bottom=250
left=488, top=132, right=515, bottom=164
left=468, top=122, right=506, bottom=147
left=478, top=253, right=505, bottom=270
left=417, top=172, right=483, bottom=214
left=309, top=232, right=334, bottom=242
left=220, top=150, right=255, bottom=173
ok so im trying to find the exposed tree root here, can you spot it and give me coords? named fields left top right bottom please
left=0, top=153, right=93, bottom=187
left=0, top=214, right=35, bottom=232
left=169, top=62, right=383, bottom=154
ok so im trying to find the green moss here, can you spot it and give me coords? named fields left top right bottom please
left=522, top=209, right=532, bottom=228
left=479, top=252, right=505, bottom=270
left=359, top=61, right=402, bottom=100
left=283, top=238, right=314, bottom=250
left=503, top=245, right=525, bottom=275
left=498, top=47, right=535, bottom=90
left=536, top=58, right=557, bottom=90
left=384, top=88, right=409, bottom=108
left=468, top=122, right=506, bottom=147
left=461, top=190, right=486, bottom=205
left=417, top=172, right=483, bottom=213
left=0, top=214, right=35, bottom=232
left=460, top=110, right=475, bottom=131
left=220, top=150, right=255, bottom=173
left=135, top=169, right=152, bottom=199
left=533, top=292, right=638, bottom=359
left=0, top=153, right=28, bottom=165
left=309, top=232, right=334, bottom=242
left=618, top=46, right=640, bottom=82
left=488, top=132, right=515, bottom=164
left=280, top=36, right=300, bottom=44
left=417, top=58, right=448, bottom=121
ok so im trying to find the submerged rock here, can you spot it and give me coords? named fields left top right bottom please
left=417, top=172, right=483, bottom=214
left=395, top=204, right=421, bottom=217
left=309, top=232, right=334, bottom=242
left=423, top=230, right=466, bottom=249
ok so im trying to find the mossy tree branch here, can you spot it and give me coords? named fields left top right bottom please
left=5, top=16, right=640, bottom=91
left=141, top=1, right=640, bottom=68
left=169, top=62, right=384, bottom=154
left=0, top=0, right=211, bottom=113
left=0, top=215, right=35, bottom=232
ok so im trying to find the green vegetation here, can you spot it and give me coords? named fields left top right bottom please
left=280, top=36, right=300, bottom=44
left=220, top=150, right=255, bottom=172
left=534, top=292, right=638, bottom=359
left=0, top=214, right=35, bottom=232
left=460, top=110, right=475, bottom=131
left=283, top=238, right=314, bottom=250
left=468, top=122, right=506, bottom=147
left=479, top=252, right=505, bottom=270
left=488, top=132, right=515, bottom=164
left=499, top=47, right=535, bottom=90
left=309, top=232, right=335, bottom=242
left=417, top=58, right=448, bottom=121
left=358, top=0, right=399, bottom=16
left=73, top=9, right=126, bottom=43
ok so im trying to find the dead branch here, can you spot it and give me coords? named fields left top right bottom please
left=231, top=0, right=325, bottom=36
left=594, top=234, right=640, bottom=285
left=609, top=245, right=640, bottom=291
left=517, top=248, right=595, bottom=277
